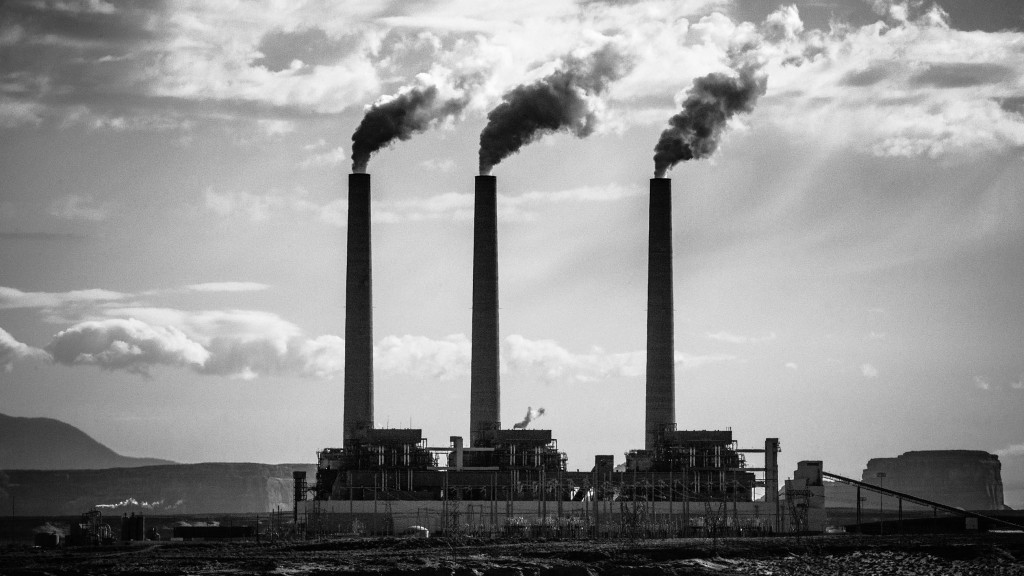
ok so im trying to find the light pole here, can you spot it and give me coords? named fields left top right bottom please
left=877, top=472, right=886, bottom=536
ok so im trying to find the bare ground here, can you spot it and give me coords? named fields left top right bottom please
left=2, top=533, right=1023, bottom=575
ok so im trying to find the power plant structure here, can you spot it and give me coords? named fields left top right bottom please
left=300, top=174, right=781, bottom=537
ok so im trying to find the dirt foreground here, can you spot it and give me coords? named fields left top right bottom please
left=2, top=533, right=1023, bottom=575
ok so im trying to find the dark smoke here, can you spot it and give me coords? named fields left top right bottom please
left=653, top=67, right=767, bottom=177
left=479, top=45, right=631, bottom=175
left=351, top=85, right=470, bottom=173
left=512, top=406, right=546, bottom=429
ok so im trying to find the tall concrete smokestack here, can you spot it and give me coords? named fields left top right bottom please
left=470, top=175, right=499, bottom=445
left=343, top=173, right=373, bottom=443
left=646, top=177, right=675, bottom=449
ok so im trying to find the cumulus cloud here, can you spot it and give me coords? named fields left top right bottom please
left=973, top=375, right=991, bottom=390
left=44, top=311, right=339, bottom=380
left=46, top=318, right=210, bottom=376
left=785, top=362, right=798, bottom=370
left=0, top=326, right=49, bottom=371
left=756, top=4, right=1024, bottom=159
left=33, top=305, right=738, bottom=383
left=861, top=363, right=879, bottom=378
left=376, top=334, right=471, bottom=381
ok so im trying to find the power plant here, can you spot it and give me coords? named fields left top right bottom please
left=301, top=173, right=783, bottom=535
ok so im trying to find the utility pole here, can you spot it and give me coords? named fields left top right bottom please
left=877, top=472, right=886, bottom=536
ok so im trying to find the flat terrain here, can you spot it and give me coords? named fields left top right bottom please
left=2, top=533, right=1023, bottom=575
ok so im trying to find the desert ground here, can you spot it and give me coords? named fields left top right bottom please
left=2, top=533, right=1023, bottom=575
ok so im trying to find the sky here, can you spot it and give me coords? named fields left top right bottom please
left=1, top=0, right=1023, bottom=507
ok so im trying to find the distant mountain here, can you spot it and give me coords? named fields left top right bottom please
left=0, top=413, right=175, bottom=470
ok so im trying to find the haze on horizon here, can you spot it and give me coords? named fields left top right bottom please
left=1, top=0, right=1023, bottom=507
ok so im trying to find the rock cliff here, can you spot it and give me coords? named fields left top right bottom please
left=861, top=450, right=1005, bottom=510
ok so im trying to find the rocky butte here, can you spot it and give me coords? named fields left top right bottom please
left=862, top=450, right=1005, bottom=510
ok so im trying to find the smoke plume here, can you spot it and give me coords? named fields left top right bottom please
left=479, top=44, right=631, bottom=175
left=351, top=78, right=473, bottom=173
left=512, top=406, right=546, bottom=429
left=653, top=66, right=767, bottom=177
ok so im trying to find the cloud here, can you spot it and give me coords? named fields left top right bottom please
left=33, top=304, right=739, bottom=383
left=0, top=286, right=127, bottom=309
left=0, top=326, right=49, bottom=371
left=203, top=187, right=319, bottom=223
left=973, top=375, right=991, bottom=390
left=206, top=183, right=641, bottom=227
left=1012, top=377, right=1023, bottom=390
left=300, top=146, right=347, bottom=169
left=44, top=310, right=340, bottom=380
left=755, top=4, right=1024, bottom=159
left=48, top=195, right=108, bottom=222
left=861, top=363, right=879, bottom=378
left=503, top=334, right=737, bottom=384
left=46, top=318, right=210, bottom=376
left=185, top=282, right=270, bottom=293
left=994, top=444, right=1024, bottom=458
left=0, top=96, right=45, bottom=127
left=785, top=362, right=798, bottom=370
left=375, top=334, right=471, bottom=381
left=706, top=330, right=777, bottom=344
left=419, top=158, right=457, bottom=173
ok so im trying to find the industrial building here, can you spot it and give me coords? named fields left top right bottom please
left=297, top=174, right=781, bottom=536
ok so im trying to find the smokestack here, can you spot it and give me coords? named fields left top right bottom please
left=343, top=173, right=373, bottom=443
left=470, top=175, right=499, bottom=445
left=645, top=177, right=675, bottom=449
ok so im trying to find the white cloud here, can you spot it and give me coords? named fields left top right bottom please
left=48, top=195, right=108, bottom=222
left=46, top=318, right=210, bottom=376
left=0, top=326, right=49, bottom=371
left=756, top=5, right=1024, bottom=159
left=203, top=187, right=318, bottom=223
left=34, top=306, right=739, bottom=383
left=0, top=286, right=127, bottom=309
left=994, top=443, right=1024, bottom=457
left=973, top=375, right=991, bottom=390
left=0, top=97, right=45, bottom=127
left=1012, top=377, right=1023, bottom=390
left=706, top=330, right=777, bottom=344
left=376, top=334, right=471, bottom=381
left=185, top=282, right=270, bottom=293
left=300, top=146, right=347, bottom=169
left=503, top=334, right=736, bottom=384
left=255, top=119, right=295, bottom=137
left=785, top=362, right=798, bottom=370
left=861, top=363, right=879, bottom=378
left=419, top=158, right=457, bottom=173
